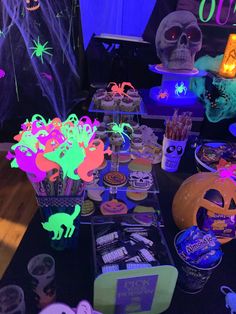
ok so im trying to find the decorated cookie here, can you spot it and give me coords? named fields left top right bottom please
left=142, top=145, right=162, bottom=164
left=126, top=186, right=148, bottom=201
left=87, top=184, right=105, bottom=202
left=81, top=200, right=95, bottom=216
left=128, top=158, right=152, bottom=172
left=109, top=133, right=123, bottom=147
left=100, top=199, right=128, bottom=215
left=129, top=171, right=153, bottom=190
left=134, top=205, right=155, bottom=213
left=119, top=153, right=132, bottom=163
left=103, top=171, right=127, bottom=187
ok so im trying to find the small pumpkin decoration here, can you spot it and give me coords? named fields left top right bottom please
left=172, top=171, right=236, bottom=244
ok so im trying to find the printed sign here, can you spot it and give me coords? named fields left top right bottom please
left=115, top=275, right=158, bottom=314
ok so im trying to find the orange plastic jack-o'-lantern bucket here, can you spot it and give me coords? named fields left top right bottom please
left=172, top=172, right=236, bottom=244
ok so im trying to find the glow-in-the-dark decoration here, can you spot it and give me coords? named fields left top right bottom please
left=25, top=0, right=40, bottom=11
left=219, top=34, right=236, bottom=78
left=217, top=159, right=236, bottom=180
left=0, top=69, right=5, bottom=78
left=42, top=205, right=80, bottom=240
left=107, top=122, right=133, bottom=142
left=192, top=55, right=236, bottom=122
left=221, top=286, right=236, bottom=314
left=30, top=37, right=53, bottom=64
left=175, top=82, right=187, bottom=96
left=7, top=114, right=109, bottom=183
left=157, top=89, right=169, bottom=100
left=108, top=82, right=135, bottom=98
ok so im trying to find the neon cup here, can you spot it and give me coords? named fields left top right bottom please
left=0, top=285, right=25, bottom=314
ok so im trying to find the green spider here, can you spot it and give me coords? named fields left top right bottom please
left=30, top=37, right=53, bottom=64
left=107, top=122, right=133, bottom=142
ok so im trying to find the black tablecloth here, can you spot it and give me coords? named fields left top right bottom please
left=1, top=145, right=236, bottom=314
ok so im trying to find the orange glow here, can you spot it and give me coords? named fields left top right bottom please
left=219, top=34, right=236, bottom=78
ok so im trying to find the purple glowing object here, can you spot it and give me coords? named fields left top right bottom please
left=0, top=69, right=5, bottom=78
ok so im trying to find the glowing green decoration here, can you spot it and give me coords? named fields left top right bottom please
left=44, top=138, right=85, bottom=180
left=192, top=55, right=236, bottom=122
left=199, top=0, right=216, bottom=23
left=30, top=37, right=53, bottom=64
left=42, top=204, right=81, bottom=240
left=175, top=82, right=187, bottom=96
left=107, top=122, right=133, bottom=142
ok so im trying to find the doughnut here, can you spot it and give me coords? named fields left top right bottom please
left=103, top=171, right=127, bottom=187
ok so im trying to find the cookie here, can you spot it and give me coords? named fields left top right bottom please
left=87, top=184, right=105, bottom=202
left=103, top=171, right=127, bottom=187
left=81, top=200, right=95, bottom=216
left=97, top=159, right=107, bottom=170
left=119, top=153, right=131, bottom=163
left=126, top=186, right=148, bottom=201
left=142, top=145, right=162, bottom=164
left=128, top=158, right=152, bottom=172
left=129, top=171, right=153, bottom=190
left=133, top=206, right=155, bottom=213
left=100, top=199, right=128, bottom=215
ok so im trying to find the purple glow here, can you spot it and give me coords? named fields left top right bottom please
left=0, top=69, right=5, bottom=78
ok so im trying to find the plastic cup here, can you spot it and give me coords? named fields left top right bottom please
left=161, top=136, right=187, bottom=172
left=174, top=231, right=222, bottom=294
left=0, top=285, right=25, bottom=314
left=27, top=254, right=56, bottom=309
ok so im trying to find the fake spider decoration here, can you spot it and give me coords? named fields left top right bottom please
left=30, top=37, right=53, bottom=64
left=107, top=123, right=133, bottom=142
left=108, top=82, right=135, bottom=98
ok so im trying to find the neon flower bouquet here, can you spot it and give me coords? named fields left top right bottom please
left=6, top=114, right=112, bottom=249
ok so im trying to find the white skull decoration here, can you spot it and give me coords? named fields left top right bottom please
left=129, top=171, right=153, bottom=190
left=162, top=137, right=187, bottom=172
left=155, top=11, right=202, bottom=71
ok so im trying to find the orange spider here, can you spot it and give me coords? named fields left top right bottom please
left=157, top=89, right=169, bottom=100
left=108, top=82, right=135, bottom=98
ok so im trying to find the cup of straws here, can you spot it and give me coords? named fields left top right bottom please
left=161, top=110, right=192, bottom=172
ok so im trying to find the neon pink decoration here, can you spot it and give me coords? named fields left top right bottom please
left=77, top=139, right=112, bottom=182
left=7, top=114, right=106, bottom=184
left=0, top=69, right=5, bottom=78
left=108, top=82, right=135, bottom=98
left=217, top=159, right=236, bottom=180
left=41, top=72, right=53, bottom=81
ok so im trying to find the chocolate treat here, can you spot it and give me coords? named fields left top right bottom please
left=96, top=232, right=119, bottom=247
left=126, top=263, right=152, bottom=270
left=130, top=233, right=153, bottom=247
left=138, top=249, right=156, bottom=262
left=102, top=265, right=119, bottom=273
left=102, top=247, right=128, bottom=264
left=192, top=250, right=223, bottom=268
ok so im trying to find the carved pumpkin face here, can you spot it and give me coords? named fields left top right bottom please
left=172, top=172, right=236, bottom=242
left=25, top=0, right=40, bottom=11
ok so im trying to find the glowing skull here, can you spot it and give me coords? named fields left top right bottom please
left=155, top=11, right=202, bottom=71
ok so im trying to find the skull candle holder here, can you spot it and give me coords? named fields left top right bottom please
left=155, top=11, right=202, bottom=71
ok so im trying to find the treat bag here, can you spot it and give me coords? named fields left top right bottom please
left=27, top=254, right=56, bottom=310
left=161, top=135, right=187, bottom=172
left=0, top=285, right=25, bottom=314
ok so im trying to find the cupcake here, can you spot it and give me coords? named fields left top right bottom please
left=131, top=138, right=143, bottom=149
left=101, top=95, right=115, bottom=111
left=110, top=133, right=123, bottom=147
left=130, top=94, right=141, bottom=109
left=96, top=88, right=107, bottom=93
left=131, top=129, right=142, bottom=139
left=113, top=93, right=123, bottom=104
left=93, top=91, right=106, bottom=108
left=96, top=123, right=107, bottom=139
left=125, top=120, right=139, bottom=134
left=120, top=97, right=134, bottom=112
left=127, top=89, right=139, bottom=97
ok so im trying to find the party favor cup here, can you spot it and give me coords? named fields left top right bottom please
left=174, top=231, right=222, bottom=294
left=0, top=285, right=25, bottom=314
left=27, top=254, right=56, bottom=310
left=37, top=196, right=83, bottom=251
left=161, top=136, right=187, bottom=172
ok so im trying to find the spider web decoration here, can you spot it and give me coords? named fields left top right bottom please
left=192, top=55, right=236, bottom=123
left=0, top=0, right=83, bottom=123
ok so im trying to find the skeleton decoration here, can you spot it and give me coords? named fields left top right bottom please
left=155, top=11, right=202, bottom=71
left=162, top=137, right=187, bottom=172
left=129, top=171, right=153, bottom=190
